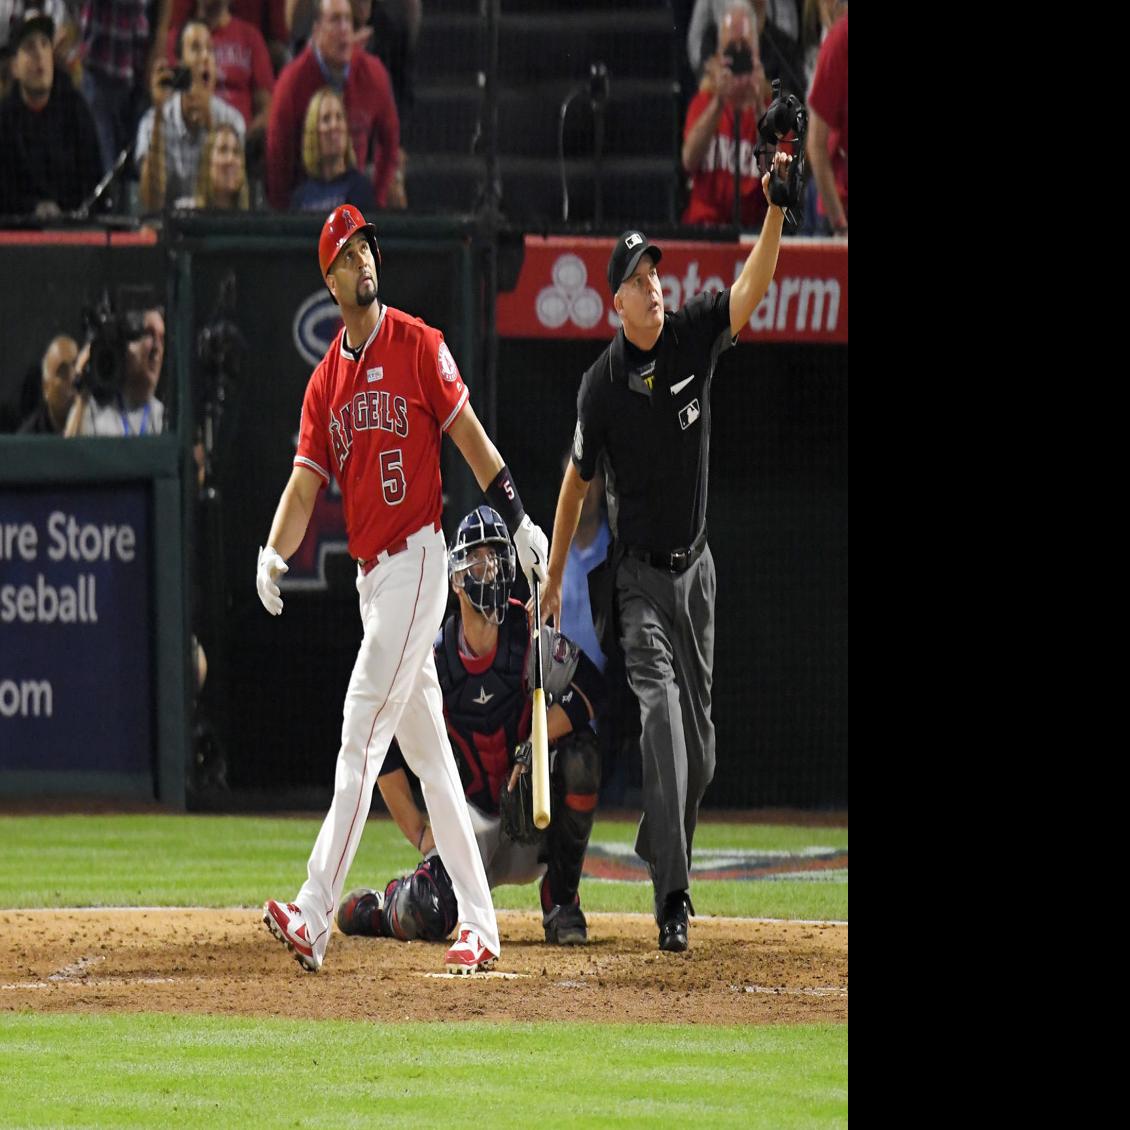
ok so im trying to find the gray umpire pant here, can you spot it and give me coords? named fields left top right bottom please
left=615, top=545, right=716, bottom=916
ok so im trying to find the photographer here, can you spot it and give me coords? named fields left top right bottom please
left=681, top=1, right=774, bottom=230
left=137, top=18, right=245, bottom=211
left=65, top=306, right=167, bottom=436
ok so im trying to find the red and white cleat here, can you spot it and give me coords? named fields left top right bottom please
left=263, top=899, right=322, bottom=972
left=444, top=928, right=497, bottom=974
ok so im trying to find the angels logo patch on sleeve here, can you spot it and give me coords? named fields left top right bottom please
left=438, top=341, right=460, bottom=383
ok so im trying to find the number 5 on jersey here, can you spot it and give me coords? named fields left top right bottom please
left=380, top=449, right=406, bottom=505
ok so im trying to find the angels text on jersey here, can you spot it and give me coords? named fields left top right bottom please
left=329, top=387, right=409, bottom=472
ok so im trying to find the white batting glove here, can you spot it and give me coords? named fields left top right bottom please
left=256, top=545, right=288, bottom=616
left=513, top=514, right=548, bottom=587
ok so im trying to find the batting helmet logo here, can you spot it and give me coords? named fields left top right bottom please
left=318, top=204, right=382, bottom=282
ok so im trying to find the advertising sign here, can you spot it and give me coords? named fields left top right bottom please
left=0, top=485, right=151, bottom=777
left=496, top=235, right=847, bottom=343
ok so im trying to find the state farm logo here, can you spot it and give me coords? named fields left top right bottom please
left=293, top=290, right=342, bottom=366
left=536, top=254, right=603, bottom=330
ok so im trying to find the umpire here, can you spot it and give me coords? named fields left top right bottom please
left=543, top=152, right=793, bottom=953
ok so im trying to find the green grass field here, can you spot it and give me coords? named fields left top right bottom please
left=0, top=814, right=847, bottom=921
left=0, top=813, right=847, bottom=1127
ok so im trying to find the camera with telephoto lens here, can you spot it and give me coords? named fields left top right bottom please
left=723, top=42, right=754, bottom=76
left=78, top=291, right=148, bottom=404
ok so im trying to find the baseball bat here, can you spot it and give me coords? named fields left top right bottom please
left=530, top=576, right=551, bottom=829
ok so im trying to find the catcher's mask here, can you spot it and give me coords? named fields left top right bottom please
left=449, top=505, right=516, bottom=624
left=318, top=203, right=382, bottom=304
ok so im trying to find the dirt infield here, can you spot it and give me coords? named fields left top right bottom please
left=0, top=910, right=846, bottom=1025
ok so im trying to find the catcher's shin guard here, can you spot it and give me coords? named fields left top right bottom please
left=544, top=730, right=600, bottom=905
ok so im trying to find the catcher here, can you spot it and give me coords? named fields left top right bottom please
left=337, top=505, right=606, bottom=946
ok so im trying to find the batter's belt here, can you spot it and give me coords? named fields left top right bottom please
left=357, top=520, right=443, bottom=576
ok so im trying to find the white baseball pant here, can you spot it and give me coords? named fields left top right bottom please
left=293, top=521, right=500, bottom=964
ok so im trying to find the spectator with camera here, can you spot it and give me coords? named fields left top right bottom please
left=0, top=8, right=102, bottom=217
left=65, top=305, right=167, bottom=437
left=688, top=0, right=802, bottom=94
left=16, top=334, right=78, bottom=435
left=195, top=121, right=250, bottom=207
left=288, top=85, right=374, bottom=211
left=266, top=0, right=399, bottom=210
left=681, top=1, right=771, bottom=230
left=166, top=0, right=274, bottom=176
left=137, top=17, right=246, bottom=211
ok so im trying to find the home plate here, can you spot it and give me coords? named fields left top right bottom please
left=419, top=970, right=524, bottom=980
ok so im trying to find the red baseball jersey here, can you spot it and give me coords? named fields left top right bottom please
left=294, top=304, right=468, bottom=560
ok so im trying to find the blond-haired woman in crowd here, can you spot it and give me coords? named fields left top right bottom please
left=195, top=122, right=249, bottom=210
left=290, top=86, right=376, bottom=213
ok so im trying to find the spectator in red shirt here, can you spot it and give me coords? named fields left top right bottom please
left=168, top=0, right=273, bottom=184
left=805, top=3, right=847, bottom=235
left=167, top=0, right=274, bottom=142
left=168, top=0, right=289, bottom=74
left=681, top=1, right=770, bottom=229
left=266, top=0, right=398, bottom=210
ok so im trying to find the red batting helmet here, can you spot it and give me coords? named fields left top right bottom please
left=318, top=203, right=382, bottom=287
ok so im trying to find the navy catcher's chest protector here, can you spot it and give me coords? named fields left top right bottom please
left=436, top=602, right=530, bottom=812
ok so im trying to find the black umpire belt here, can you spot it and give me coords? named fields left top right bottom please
left=622, top=528, right=707, bottom=575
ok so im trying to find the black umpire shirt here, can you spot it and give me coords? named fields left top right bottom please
left=572, top=287, right=733, bottom=552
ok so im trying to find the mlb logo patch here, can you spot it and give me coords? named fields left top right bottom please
left=625, top=233, right=643, bottom=250
left=679, top=399, right=700, bottom=430
left=367, top=367, right=383, bottom=383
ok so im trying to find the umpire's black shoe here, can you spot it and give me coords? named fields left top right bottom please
left=658, top=891, right=695, bottom=953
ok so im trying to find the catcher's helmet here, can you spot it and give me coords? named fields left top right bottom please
left=449, top=505, right=516, bottom=624
left=318, top=204, right=381, bottom=296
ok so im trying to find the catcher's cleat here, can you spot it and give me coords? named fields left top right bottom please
left=263, top=899, right=322, bottom=972
left=444, top=928, right=497, bottom=974
left=336, top=887, right=384, bottom=936
left=540, top=876, right=588, bottom=945
left=657, top=891, right=694, bottom=954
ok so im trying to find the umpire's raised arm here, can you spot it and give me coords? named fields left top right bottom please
left=728, top=151, right=793, bottom=337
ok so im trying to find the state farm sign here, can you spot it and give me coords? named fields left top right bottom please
left=496, top=236, right=848, bottom=343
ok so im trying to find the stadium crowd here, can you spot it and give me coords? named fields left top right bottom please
left=0, top=0, right=845, bottom=232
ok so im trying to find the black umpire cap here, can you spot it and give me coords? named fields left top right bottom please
left=607, top=230, right=663, bottom=297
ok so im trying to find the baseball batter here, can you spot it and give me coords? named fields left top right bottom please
left=335, top=505, right=606, bottom=947
left=257, top=204, right=549, bottom=975
left=542, top=153, right=794, bottom=953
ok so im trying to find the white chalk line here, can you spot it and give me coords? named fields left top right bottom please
left=732, top=984, right=848, bottom=998
left=419, top=970, right=525, bottom=981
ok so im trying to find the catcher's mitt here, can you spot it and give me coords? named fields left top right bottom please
left=500, top=740, right=540, bottom=844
